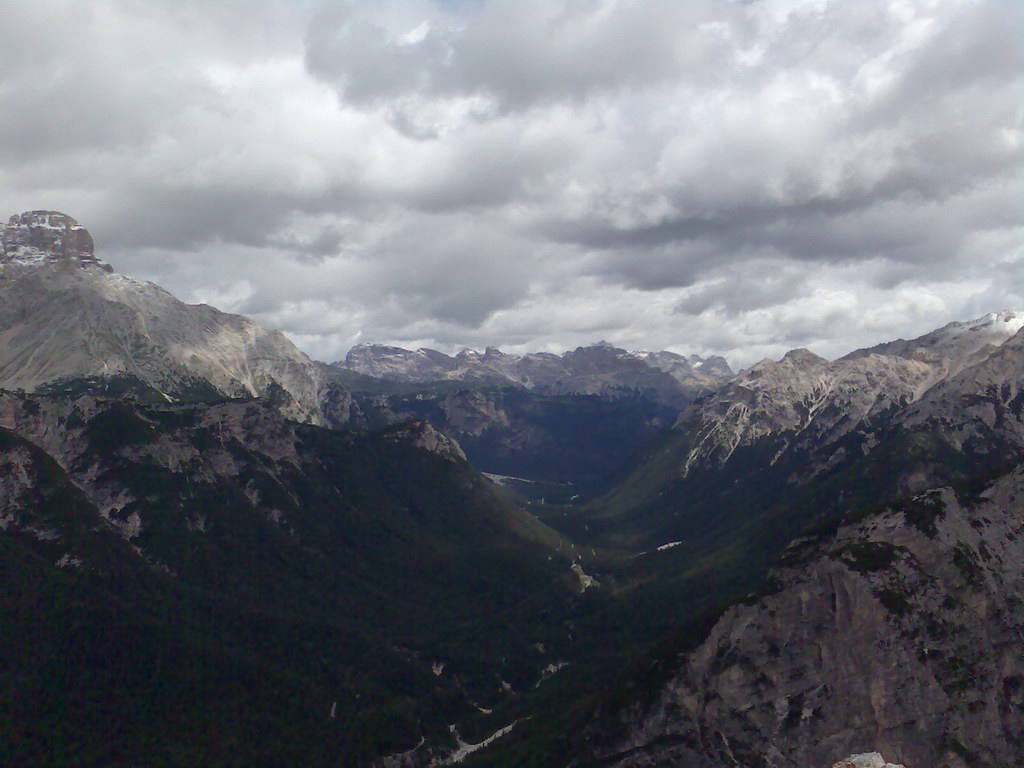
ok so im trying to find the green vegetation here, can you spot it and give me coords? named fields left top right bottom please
left=833, top=541, right=902, bottom=573
left=899, top=491, right=946, bottom=538
left=951, top=543, right=984, bottom=586
left=0, top=397, right=587, bottom=766
left=875, top=586, right=913, bottom=616
left=83, top=400, right=159, bottom=451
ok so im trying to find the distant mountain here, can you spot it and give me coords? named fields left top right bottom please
left=0, top=211, right=346, bottom=425
left=338, top=340, right=733, bottom=406
left=580, top=312, right=1024, bottom=546
left=333, top=341, right=734, bottom=497
left=675, top=310, right=1024, bottom=475
left=337, top=381, right=681, bottom=501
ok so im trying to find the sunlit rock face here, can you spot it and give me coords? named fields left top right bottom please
left=0, top=210, right=348, bottom=426
left=1, top=210, right=110, bottom=271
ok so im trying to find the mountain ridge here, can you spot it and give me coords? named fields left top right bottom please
left=339, top=340, right=733, bottom=406
left=674, top=311, right=1024, bottom=475
left=0, top=211, right=345, bottom=425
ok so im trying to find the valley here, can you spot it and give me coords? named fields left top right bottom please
left=2, top=211, right=1022, bottom=767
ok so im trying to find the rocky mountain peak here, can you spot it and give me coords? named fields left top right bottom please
left=969, top=309, right=1022, bottom=333
left=842, top=310, right=1024, bottom=366
left=696, top=354, right=732, bottom=376
left=780, top=347, right=827, bottom=367
left=338, top=341, right=734, bottom=405
left=0, top=213, right=336, bottom=425
left=1, top=210, right=111, bottom=272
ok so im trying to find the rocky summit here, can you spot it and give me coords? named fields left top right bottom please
left=1, top=210, right=110, bottom=272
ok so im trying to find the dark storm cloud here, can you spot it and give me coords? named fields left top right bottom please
left=0, top=0, right=1020, bottom=368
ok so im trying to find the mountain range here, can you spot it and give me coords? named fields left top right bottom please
left=1, top=210, right=1022, bottom=767
left=339, top=341, right=732, bottom=405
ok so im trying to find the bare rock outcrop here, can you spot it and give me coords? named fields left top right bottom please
left=1, top=210, right=108, bottom=271
left=581, top=465, right=1024, bottom=768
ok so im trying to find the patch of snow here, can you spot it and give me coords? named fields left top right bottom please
left=994, top=309, right=1024, bottom=336
left=443, top=721, right=517, bottom=764
left=483, top=472, right=536, bottom=486
left=542, top=661, right=567, bottom=676
left=571, top=561, right=599, bottom=592
left=56, top=553, right=83, bottom=568
left=535, top=661, right=568, bottom=687
left=432, top=660, right=445, bottom=676
left=656, top=541, right=682, bottom=551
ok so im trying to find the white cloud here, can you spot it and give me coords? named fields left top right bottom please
left=0, top=0, right=1020, bottom=369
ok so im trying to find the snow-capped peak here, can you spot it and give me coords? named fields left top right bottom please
left=922, top=309, right=1024, bottom=349
left=974, top=309, right=1024, bottom=336
left=843, top=310, right=1024, bottom=365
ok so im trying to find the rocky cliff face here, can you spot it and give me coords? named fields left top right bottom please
left=899, top=324, right=1024, bottom=445
left=582, top=464, right=1024, bottom=768
left=0, top=211, right=347, bottom=425
left=1, top=210, right=104, bottom=269
left=546, top=319, right=1024, bottom=768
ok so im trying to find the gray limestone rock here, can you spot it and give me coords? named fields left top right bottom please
left=0, top=210, right=348, bottom=426
left=1, top=210, right=107, bottom=270
left=581, top=466, right=1024, bottom=768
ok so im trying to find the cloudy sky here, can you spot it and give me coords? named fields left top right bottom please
left=1, top=0, right=1021, bottom=367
